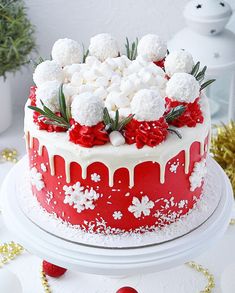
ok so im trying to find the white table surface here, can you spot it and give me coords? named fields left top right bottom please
left=0, top=110, right=235, bottom=293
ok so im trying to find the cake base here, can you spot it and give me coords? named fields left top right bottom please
left=1, top=156, right=233, bottom=275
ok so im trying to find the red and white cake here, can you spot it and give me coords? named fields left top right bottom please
left=24, top=33, right=213, bottom=247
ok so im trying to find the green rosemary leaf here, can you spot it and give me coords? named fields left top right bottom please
left=165, top=105, right=186, bottom=123
left=125, top=37, right=130, bottom=59
left=200, top=79, right=216, bottom=90
left=103, top=107, right=112, bottom=126
left=131, top=41, right=135, bottom=60
left=168, top=128, right=182, bottom=139
left=114, top=109, right=119, bottom=130
left=191, top=61, right=200, bottom=76
left=118, top=114, right=135, bottom=131
left=82, top=44, right=89, bottom=63
left=196, top=65, right=207, bottom=81
left=59, top=84, right=67, bottom=121
left=66, top=105, right=72, bottom=121
left=43, top=120, right=68, bottom=128
left=133, top=37, right=138, bottom=60
left=28, top=105, right=45, bottom=115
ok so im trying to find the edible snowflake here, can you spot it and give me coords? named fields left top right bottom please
left=91, top=173, right=101, bottom=182
left=189, top=159, right=207, bottom=191
left=169, top=162, right=179, bottom=173
left=128, top=196, right=154, bottom=218
left=30, top=167, right=45, bottom=191
left=63, top=182, right=100, bottom=213
left=113, top=211, right=123, bottom=220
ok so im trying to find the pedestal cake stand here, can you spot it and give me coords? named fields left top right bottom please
left=0, top=156, right=233, bottom=276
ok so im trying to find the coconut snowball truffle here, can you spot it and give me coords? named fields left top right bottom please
left=166, top=73, right=200, bottom=103
left=71, top=92, right=104, bottom=126
left=36, top=80, right=60, bottom=112
left=33, top=60, right=64, bottom=87
left=89, top=33, right=119, bottom=62
left=137, top=34, right=167, bottom=62
left=131, top=89, right=165, bottom=121
left=165, top=50, right=194, bottom=77
left=51, top=38, right=83, bottom=67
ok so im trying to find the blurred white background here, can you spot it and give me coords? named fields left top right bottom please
left=9, top=0, right=235, bottom=109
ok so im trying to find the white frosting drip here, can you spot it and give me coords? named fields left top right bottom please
left=24, top=95, right=210, bottom=187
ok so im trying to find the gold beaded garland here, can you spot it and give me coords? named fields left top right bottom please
left=186, top=261, right=215, bottom=293
left=0, top=148, right=19, bottom=163
left=40, top=266, right=51, bottom=293
left=0, top=242, right=24, bottom=267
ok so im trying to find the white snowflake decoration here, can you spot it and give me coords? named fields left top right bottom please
left=128, top=196, right=154, bottom=218
left=30, top=167, right=45, bottom=191
left=169, top=162, right=179, bottom=174
left=189, top=159, right=207, bottom=191
left=40, top=163, right=47, bottom=172
left=63, top=182, right=100, bottom=213
left=91, top=173, right=101, bottom=182
left=113, top=211, right=123, bottom=220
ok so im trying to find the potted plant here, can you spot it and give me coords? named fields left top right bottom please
left=0, top=0, right=36, bottom=133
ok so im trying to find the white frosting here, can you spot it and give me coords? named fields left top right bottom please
left=35, top=80, right=60, bottom=112
left=137, top=34, right=167, bottom=62
left=71, top=92, right=104, bottom=126
left=51, top=38, right=83, bottom=67
left=131, top=89, right=165, bottom=121
left=33, top=60, right=64, bottom=87
left=165, top=50, right=194, bottom=77
left=89, top=33, right=119, bottom=62
left=24, top=94, right=210, bottom=188
left=166, top=73, right=200, bottom=103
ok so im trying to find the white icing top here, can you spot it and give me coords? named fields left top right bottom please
left=24, top=94, right=210, bottom=188
left=51, top=38, right=83, bottom=67
left=166, top=73, right=200, bottom=103
left=131, top=89, right=165, bottom=121
left=33, top=60, right=64, bottom=87
left=164, top=50, right=194, bottom=77
left=137, top=34, right=167, bottom=62
left=89, top=33, right=119, bottom=62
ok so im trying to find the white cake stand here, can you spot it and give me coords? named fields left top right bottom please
left=0, top=157, right=233, bottom=276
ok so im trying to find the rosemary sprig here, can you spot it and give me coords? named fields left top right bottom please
left=168, top=128, right=182, bottom=139
left=103, top=107, right=134, bottom=132
left=165, top=105, right=186, bottom=123
left=125, top=37, right=138, bottom=60
left=191, top=61, right=216, bottom=90
left=28, top=84, right=70, bottom=129
left=82, top=44, right=89, bottom=63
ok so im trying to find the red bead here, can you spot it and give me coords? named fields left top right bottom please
left=116, top=287, right=138, bottom=293
left=42, top=260, right=67, bottom=278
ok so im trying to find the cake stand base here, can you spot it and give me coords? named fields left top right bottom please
left=0, top=157, right=233, bottom=276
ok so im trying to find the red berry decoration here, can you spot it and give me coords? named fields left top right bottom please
left=116, top=287, right=138, bottom=293
left=123, top=116, right=168, bottom=149
left=42, top=260, right=67, bottom=278
left=154, top=58, right=165, bottom=69
left=69, top=119, right=109, bottom=147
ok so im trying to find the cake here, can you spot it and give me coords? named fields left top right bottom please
left=24, top=33, right=214, bottom=247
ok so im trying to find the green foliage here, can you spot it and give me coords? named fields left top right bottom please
left=191, top=61, right=216, bottom=90
left=125, top=37, right=138, bottom=60
left=0, top=0, right=36, bottom=78
left=165, top=105, right=186, bottom=123
left=103, top=107, right=134, bottom=132
left=28, top=84, right=71, bottom=129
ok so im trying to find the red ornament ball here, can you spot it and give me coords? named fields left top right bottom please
left=116, top=287, right=138, bottom=293
left=42, top=261, right=67, bottom=278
